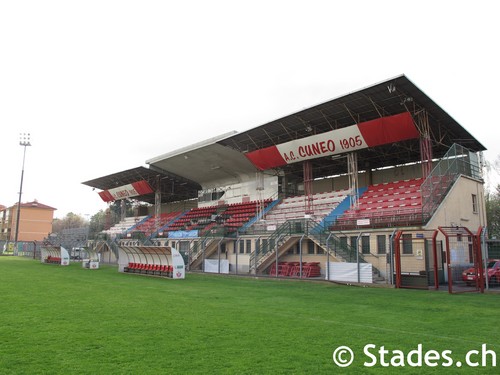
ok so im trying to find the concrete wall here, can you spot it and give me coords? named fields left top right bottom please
left=426, top=175, right=487, bottom=231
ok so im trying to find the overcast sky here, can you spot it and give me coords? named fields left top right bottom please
left=1, top=0, right=499, bottom=219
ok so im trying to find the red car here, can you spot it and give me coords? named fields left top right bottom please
left=462, top=259, right=500, bottom=286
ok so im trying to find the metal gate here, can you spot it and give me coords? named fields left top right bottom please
left=394, top=230, right=442, bottom=289
left=438, top=226, right=484, bottom=294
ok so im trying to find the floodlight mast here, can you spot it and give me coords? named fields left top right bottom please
left=14, top=133, right=31, bottom=246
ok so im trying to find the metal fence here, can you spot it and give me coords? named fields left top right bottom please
left=1, top=240, right=40, bottom=259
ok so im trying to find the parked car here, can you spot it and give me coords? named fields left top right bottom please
left=462, top=259, right=500, bottom=286
left=71, top=247, right=86, bottom=260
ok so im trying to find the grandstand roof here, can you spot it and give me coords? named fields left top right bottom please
left=217, top=74, right=485, bottom=179
left=83, top=74, right=486, bottom=204
left=82, top=166, right=201, bottom=205
left=146, top=132, right=259, bottom=187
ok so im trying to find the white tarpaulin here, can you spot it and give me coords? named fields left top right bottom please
left=204, top=259, right=229, bottom=274
left=325, top=262, right=373, bottom=283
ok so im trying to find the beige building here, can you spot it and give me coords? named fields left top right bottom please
left=0, top=200, right=56, bottom=242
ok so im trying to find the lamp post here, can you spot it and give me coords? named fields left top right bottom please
left=14, top=133, right=31, bottom=246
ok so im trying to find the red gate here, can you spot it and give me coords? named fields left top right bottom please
left=394, top=230, right=440, bottom=289
left=438, top=226, right=484, bottom=294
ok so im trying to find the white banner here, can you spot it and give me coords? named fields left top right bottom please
left=325, top=262, right=373, bottom=283
left=204, top=259, right=229, bottom=274
left=276, top=125, right=366, bottom=164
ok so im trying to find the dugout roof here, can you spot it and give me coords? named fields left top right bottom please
left=83, top=74, right=486, bottom=205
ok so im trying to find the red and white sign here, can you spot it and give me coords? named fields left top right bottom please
left=98, top=180, right=154, bottom=202
left=245, top=112, right=418, bottom=170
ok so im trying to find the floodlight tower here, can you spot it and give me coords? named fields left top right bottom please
left=14, top=133, right=31, bottom=245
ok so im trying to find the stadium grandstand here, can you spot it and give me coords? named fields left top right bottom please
left=82, top=74, right=489, bottom=292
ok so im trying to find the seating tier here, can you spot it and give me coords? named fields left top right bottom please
left=260, top=190, right=350, bottom=227
left=333, top=178, right=424, bottom=229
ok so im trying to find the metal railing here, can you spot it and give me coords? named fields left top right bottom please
left=248, top=218, right=365, bottom=273
left=189, top=225, right=226, bottom=264
left=421, top=143, right=480, bottom=221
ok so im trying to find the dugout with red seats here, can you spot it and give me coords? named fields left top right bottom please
left=117, top=245, right=185, bottom=279
left=41, top=245, right=70, bottom=266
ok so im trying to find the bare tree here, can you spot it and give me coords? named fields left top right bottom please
left=52, top=212, right=87, bottom=233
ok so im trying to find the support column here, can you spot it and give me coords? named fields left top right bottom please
left=347, top=153, right=359, bottom=209
left=303, top=161, right=314, bottom=214
left=418, top=111, right=433, bottom=178
left=256, top=171, right=265, bottom=218
left=120, top=200, right=126, bottom=221
left=155, top=175, right=161, bottom=232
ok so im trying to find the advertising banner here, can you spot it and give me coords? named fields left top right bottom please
left=245, top=112, right=417, bottom=170
left=98, top=180, right=154, bottom=202
left=168, top=230, right=199, bottom=239
left=325, top=262, right=373, bottom=283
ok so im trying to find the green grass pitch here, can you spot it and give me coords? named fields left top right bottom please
left=0, top=257, right=498, bottom=374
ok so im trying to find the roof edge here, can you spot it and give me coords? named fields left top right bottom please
left=146, top=131, right=238, bottom=165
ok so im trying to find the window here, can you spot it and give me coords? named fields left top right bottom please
left=308, top=240, right=315, bottom=254
left=239, top=240, right=245, bottom=254
left=246, top=239, right=252, bottom=254
left=339, top=237, right=348, bottom=254
left=288, top=243, right=298, bottom=255
left=361, top=236, right=370, bottom=254
left=340, top=237, right=348, bottom=248
left=402, top=234, right=413, bottom=255
left=262, top=239, right=268, bottom=253
left=377, top=235, right=387, bottom=254
left=350, top=236, right=358, bottom=251
left=472, top=194, right=478, bottom=213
